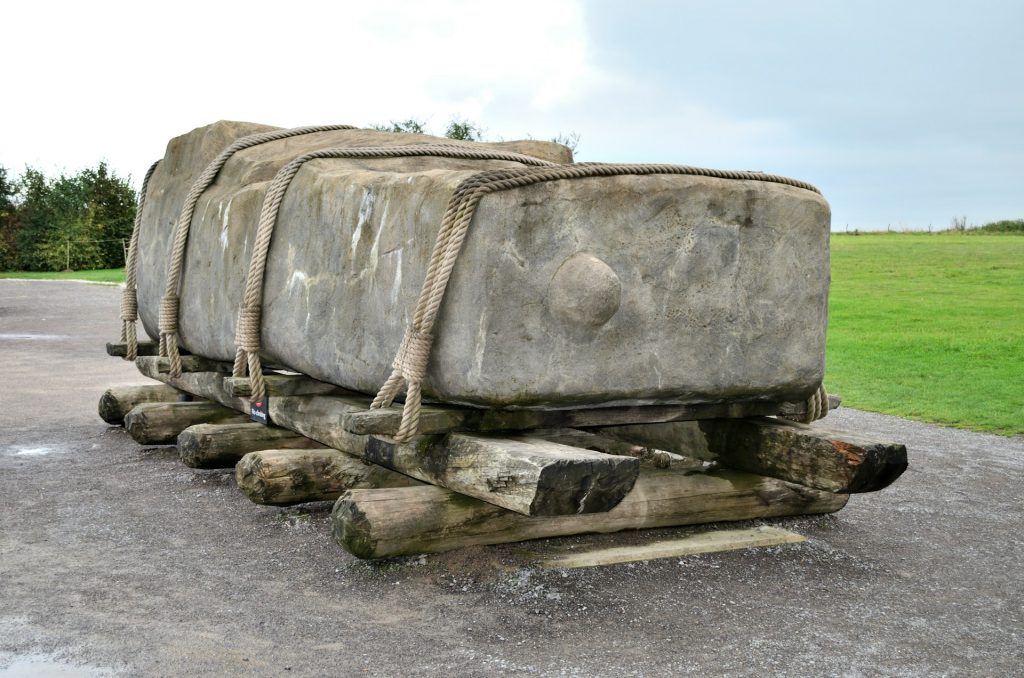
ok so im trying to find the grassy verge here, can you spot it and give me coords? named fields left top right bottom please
left=827, top=233, right=1023, bottom=435
left=0, top=268, right=125, bottom=283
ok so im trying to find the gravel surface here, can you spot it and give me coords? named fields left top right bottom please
left=1, top=280, right=1021, bottom=677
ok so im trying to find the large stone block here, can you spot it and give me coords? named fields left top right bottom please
left=135, top=121, right=830, bottom=408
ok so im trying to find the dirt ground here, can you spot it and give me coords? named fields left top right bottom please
left=1, top=280, right=1021, bottom=677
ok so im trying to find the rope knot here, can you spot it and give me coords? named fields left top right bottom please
left=236, top=305, right=262, bottom=353
left=393, top=329, right=432, bottom=383
left=119, top=288, right=138, bottom=322
left=782, top=383, right=829, bottom=424
left=158, top=295, right=179, bottom=333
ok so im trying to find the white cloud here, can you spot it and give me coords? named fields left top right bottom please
left=1, top=0, right=601, bottom=180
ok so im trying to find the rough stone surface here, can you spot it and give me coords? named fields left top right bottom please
left=136, top=121, right=830, bottom=407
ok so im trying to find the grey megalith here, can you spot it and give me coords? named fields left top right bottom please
left=135, top=121, right=830, bottom=408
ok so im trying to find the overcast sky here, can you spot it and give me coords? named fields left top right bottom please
left=3, top=0, right=1021, bottom=230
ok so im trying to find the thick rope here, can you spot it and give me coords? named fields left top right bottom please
left=372, top=163, right=822, bottom=442
left=118, top=160, right=160, bottom=360
left=781, top=383, right=830, bottom=424
left=158, top=124, right=357, bottom=376
left=231, top=144, right=557, bottom=402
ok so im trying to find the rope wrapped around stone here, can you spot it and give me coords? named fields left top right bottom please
left=158, top=294, right=181, bottom=373
left=118, top=160, right=160, bottom=360
left=780, top=383, right=830, bottom=424
left=372, top=162, right=822, bottom=442
left=230, top=144, right=557, bottom=403
left=234, top=305, right=265, bottom=400
left=158, top=124, right=357, bottom=377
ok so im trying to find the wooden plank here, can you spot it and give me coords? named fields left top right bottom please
left=137, top=360, right=640, bottom=516
left=362, top=434, right=639, bottom=516
left=599, top=417, right=907, bottom=493
left=235, top=448, right=420, bottom=506
left=331, top=467, right=848, bottom=559
left=106, top=341, right=159, bottom=357
left=341, top=394, right=842, bottom=436
left=98, top=383, right=184, bottom=425
left=177, top=421, right=325, bottom=469
left=123, top=401, right=247, bottom=445
left=263, top=392, right=375, bottom=452
left=153, top=355, right=231, bottom=374
left=223, top=374, right=350, bottom=398
left=136, top=357, right=246, bottom=410
left=538, top=526, right=807, bottom=569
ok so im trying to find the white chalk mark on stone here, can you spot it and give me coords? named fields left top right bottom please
left=352, top=189, right=375, bottom=260
left=219, top=198, right=232, bottom=248
left=288, top=270, right=307, bottom=291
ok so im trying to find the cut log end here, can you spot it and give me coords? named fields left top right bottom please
left=532, top=457, right=640, bottom=515
left=826, top=436, right=908, bottom=493
left=333, top=499, right=378, bottom=560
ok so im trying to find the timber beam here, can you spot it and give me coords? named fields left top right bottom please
left=177, top=421, right=325, bottom=469
left=236, top=448, right=420, bottom=506
left=597, top=417, right=907, bottom=493
left=331, top=465, right=849, bottom=559
left=123, top=401, right=248, bottom=445
left=105, top=341, right=160, bottom=357
left=98, top=383, right=184, bottom=426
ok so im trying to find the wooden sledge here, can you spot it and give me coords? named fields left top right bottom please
left=100, top=343, right=908, bottom=560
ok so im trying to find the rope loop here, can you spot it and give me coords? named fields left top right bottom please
left=119, top=287, right=138, bottom=322
left=235, top=306, right=262, bottom=353
left=158, top=295, right=179, bottom=333
left=370, top=371, right=405, bottom=411
left=392, top=329, right=432, bottom=383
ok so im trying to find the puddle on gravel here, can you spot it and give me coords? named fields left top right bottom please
left=0, top=655, right=107, bottom=677
left=6, top=446, right=65, bottom=458
left=0, top=333, right=68, bottom=341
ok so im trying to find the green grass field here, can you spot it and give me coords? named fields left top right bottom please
left=827, top=233, right=1023, bottom=435
left=0, top=268, right=126, bottom=283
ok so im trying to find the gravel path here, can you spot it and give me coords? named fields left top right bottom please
left=1, top=280, right=1020, bottom=677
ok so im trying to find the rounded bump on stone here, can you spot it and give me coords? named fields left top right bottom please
left=547, top=253, right=621, bottom=328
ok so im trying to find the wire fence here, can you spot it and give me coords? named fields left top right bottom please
left=59, top=238, right=128, bottom=270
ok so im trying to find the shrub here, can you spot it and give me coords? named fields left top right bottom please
left=971, top=219, right=1024, bottom=234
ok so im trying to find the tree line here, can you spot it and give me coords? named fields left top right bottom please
left=0, top=163, right=137, bottom=271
